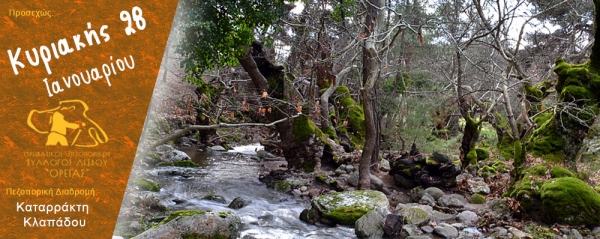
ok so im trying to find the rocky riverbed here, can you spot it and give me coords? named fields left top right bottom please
left=113, top=144, right=600, bottom=239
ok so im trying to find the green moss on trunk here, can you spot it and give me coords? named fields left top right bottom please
left=331, top=86, right=366, bottom=148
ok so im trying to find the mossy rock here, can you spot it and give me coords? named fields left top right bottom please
left=311, top=190, right=389, bottom=225
left=202, top=194, right=227, bottom=204
left=140, top=210, right=241, bottom=239
left=269, top=177, right=309, bottom=192
left=508, top=179, right=543, bottom=211
left=529, top=128, right=566, bottom=163
left=144, top=152, right=162, bottom=165
left=475, top=148, right=489, bottom=161
left=492, top=161, right=509, bottom=173
left=425, top=157, right=438, bottom=166
left=399, top=207, right=431, bottom=226
left=540, top=177, right=600, bottom=226
left=470, top=194, right=486, bottom=204
left=549, top=166, right=575, bottom=178
left=152, top=210, right=207, bottom=229
left=481, top=166, right=497, bottom=174
left=135, top=179, right=160, bottom=192
left=480, top=165, right=497, bottom=179
left=528, top=165, right=548, bottom=177
left=466, top=149, right=478, bottom=168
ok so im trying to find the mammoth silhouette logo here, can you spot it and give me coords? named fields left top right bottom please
left=27, top=100, right=108, bottom=147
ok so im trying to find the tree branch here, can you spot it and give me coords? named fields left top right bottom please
left=149, top=113, right=302, bottom=150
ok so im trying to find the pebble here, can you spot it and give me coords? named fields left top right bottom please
left=421, top=225, right=434, bottom=234
left=508, top=227, right=529, bottom=239
left=495, top=227, right=508, bottom=235
left=434, top=223, right=459, bottom=238
left=345, top=165, right=355, bottom=173
left=299, top=186, right=308, bottom=192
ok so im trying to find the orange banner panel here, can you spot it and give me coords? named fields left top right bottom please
left=0, top=1, right=179, bottom=238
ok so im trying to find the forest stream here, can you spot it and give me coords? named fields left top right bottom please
left=147, top=144, right=356, bottom=239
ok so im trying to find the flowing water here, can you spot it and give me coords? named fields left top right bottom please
left=147, top=144, right=356, bottom=239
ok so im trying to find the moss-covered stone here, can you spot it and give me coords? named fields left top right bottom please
left=143, top=152, right=162, bottom=166
left=509, top=179, right=543, bottom=211
left=481, top=166, right=497, bottom=174
left=540, top=177, right=600, bottom=226
left=529, top=124, right=566, bottom=163
left=465, top=149, right=478, bottom=171
left=275, top=181, right=294, bottom=192
left=470, top=193, right=486, bottom=204
left=425, top=157, right=438, bottom=166
left=529, top=165, right=548, bottom=177
left=268, top=177, right=309, bottom=193
left=144, top=209, right=240, bottom=238
left=399, top=207, right=431, bottom=226
left=475, top=148, right=489, bottom=161
left=549, top=166, right=576, bottom=178
left=135, top=179, right=160, bottom=192
left=153, top=210, right=207, bottom=229
left=203, top=194, right=227, bottom=204
left=492, top=161, right=509, bottom=173
left=311, top=190, right=388, bottom=225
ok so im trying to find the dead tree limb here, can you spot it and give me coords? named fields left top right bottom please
left=149, top=113, right=302, bottom=150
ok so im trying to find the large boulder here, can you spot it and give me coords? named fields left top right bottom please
left=390, top=151, right=461, bottom=188
left=134, top=210, right=241, bottom=239
left=398, top=205, right=432, bottom=226
left=540, top=177, right=600, bottom=226
left=355, top=208, right=388, bottom=238
left=300, top=190, right=389, bottom=225
left=155, top=144, right=191, bottom=162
